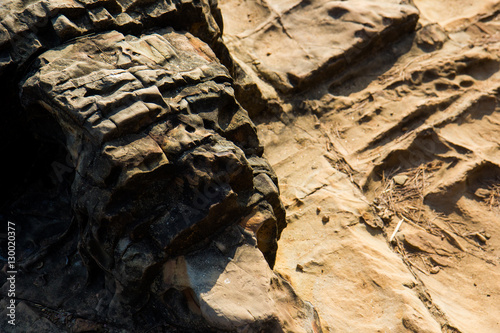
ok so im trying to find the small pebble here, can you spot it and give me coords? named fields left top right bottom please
left=316, top=207, right=321, bottom=215
left=393, top=175, right=409, bottom=186
left=430, top=266, right=440, bottom=274
left=296, top=264, right=304, bottom=272
left=322, top=215, right=330, bottom=224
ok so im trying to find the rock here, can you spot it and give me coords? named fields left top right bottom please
left=416, top=23, right=448, bottom=51
left=257, top=125, right=442, bottom=332
left=403, top=230, right=458, bottom=256
left=430, top=266, right=440, bottom=274
left=240, top=0, right=500, bottom=331
left=0, top=0, right=229, bottom=74
left=12, top=22, right=316, bottom=332
left=393, top=174, right=409, bottom=186
left=247, top=0, right=500, bottom=328
left=160, top=225, right=322, bottom=332
left=4, top=0, right=500, bottom=332
left=220, top=0, right=419, bottom=115
left=52, top=14, right=83, bottom=40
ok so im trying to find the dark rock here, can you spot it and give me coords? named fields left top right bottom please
left=0, top=0, right=230, bottom=76
left=0, top=0, right=324, bottom=331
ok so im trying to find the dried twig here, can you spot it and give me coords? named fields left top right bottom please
left=389, top=219, right=404, bottom=242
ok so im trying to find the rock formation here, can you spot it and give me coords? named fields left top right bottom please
left=2, top=0, right=500, bottom=332
left=220, top=0, right=500, bottom=332
left=0, top=0, right=319, bottom=332
left=220, top=0, right=419, bottom=116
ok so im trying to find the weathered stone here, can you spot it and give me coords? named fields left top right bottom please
left=11, top=0, right=500, bottom=332
left=0, top=0, right=228, bottom=75
left=9, top=31, right=43, bottom=64
left=52, top=14, right=84, bottom=40
left=417, top=23, right=448, bottom=51
left=220, top=0, right=419, bottom=115
left=393, top=174, right=409, bottom=186
left=88, top=7, right=115, bottom=29
left=159, top=225, right=322, bottom=332
left=259, top=122, right=442, bottom=332
left=114, top=12, right=141, bottom=29
left=14, top=26, right=305, bottom=332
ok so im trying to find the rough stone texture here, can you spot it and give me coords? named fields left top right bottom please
left=219, top=0, right=419, bottom=116
left=21, top=28, right=286, bottom=268
left=0, top=0, right=322, bottom=332
left=258, top=119, right=443, bottom=332
left=0, top=0, right=232, bottom=217
left=3, top=27, right=312, bottom=332
left=0, top=0, right=228, bottom=75
left=242, top=0, right=500, bottom=331
left=3, top=0, right=500, bottom=332
left=158, top=224, right=322, bottom=332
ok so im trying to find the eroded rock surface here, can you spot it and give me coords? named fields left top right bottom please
left=0, top=0, right=227, bottom=74
left=0, top=0, right=320, bottom=332
left=220, top=0, right=419, bottom=115
left=2, top=0, right=500, bottom=332
left=238, top=0, right=500, bottom=332
left=19, top=26, right=289, bottom=319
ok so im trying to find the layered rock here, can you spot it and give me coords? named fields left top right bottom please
left=6, top=27, right=319, bottom=331
left=240, top=0, right=500, bottom=331
left=219, top=0, right=419, bottom=116
left=0, top=0, right=323, bottom=332
left=0, top=0, right=231, bottom=214
left=4, top=0, right=500, bottom=331
left=0, top=0, right=227, bottom=75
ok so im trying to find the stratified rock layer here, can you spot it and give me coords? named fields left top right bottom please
left=10, top=28, right=317, bottom=332
left=220, top=0, right=419, bottom=115
left=0, top=0, right=227, bottom=75
left=0, top=0, right=324, bottom=332
left=3, top=0, right=500, bottom=331
left=240, top=0, right=500, bottom=331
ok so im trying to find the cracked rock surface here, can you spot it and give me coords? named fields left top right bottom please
left=0, top=0, right=319, bottom=332
left=2, top=0, right=500, bottom=332
left=225, top=0, right=500, bottom=332
left=220, top=0, right=419, bottom=116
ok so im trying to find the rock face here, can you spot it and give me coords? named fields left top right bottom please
left=19, top=27, right=290, bottom=323
left=228, top=0, right=500, bottom=332
left=20, top=28, right=278, bottom=265
left=0, top=0, right=230, bottom=218
left=0, top=0, right=320, bottom=332
left=3, top=0, right=500, bottom=332
left=220, top=0, right=419, bottom=116
left=0, top=0, right=226, bottom=75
